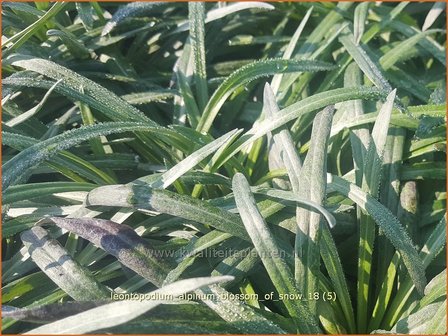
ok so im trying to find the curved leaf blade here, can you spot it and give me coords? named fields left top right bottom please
left=327, top=174, right=427, bottom=295
left=38, top=217, right=173, bottom=287
left=232, top=173, right=320, bottom=333
left=20, top=227, right=110, bottom=301
left=196, top=59, right=336, bottom=133
left=25, top=276, right=233, bottom=334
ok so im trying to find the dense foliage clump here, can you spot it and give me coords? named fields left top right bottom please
left=2, top=2, right=446, bottom=334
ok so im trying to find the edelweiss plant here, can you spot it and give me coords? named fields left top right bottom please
left=2, top=1, right=446, bottom=334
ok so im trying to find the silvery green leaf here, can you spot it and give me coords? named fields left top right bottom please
left=339, top=28, right=392, bottom=92
left=101, top=2, right=165, bottom=36
left=196, top=58, right=336, bottom=133
left=20, top=227, right=110, bottom=301
left=189, top=2, right=208, bottom=110
left=175, top=2, right=275, bottom=33
left=153, top=128, right=242, bottom=189
left=25, top=276, right=233, bottom=334
left=2, top=122, right=161, bottom=191
left=87, top=183, right=250, bottom=241
left=264, top=83, right=302, bottom=190
left=327, top=174, right=427, bottom=295
left=232, top=173, right=320, bottom=333
left=2, top=301, right=105, bottom=323
left=390, top=302, right=445, bottom=334
left=294, top=106, right=333, bottom=315
left=353, top=3, right=370, bottom=45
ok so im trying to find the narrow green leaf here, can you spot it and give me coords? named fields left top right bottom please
left=87, top=183, right=250, bottom=241
left=420, top=269, right=446, bottom=308
left=232, top=173, right=320, bottom=333
left=389, top=20, right=446, bottom=66
left=424, top=300, right=447, bottom=334
left=363, top=89, right=396, bottom=195
left=122, top=90, right=178, bottom=105
left=3, top=182, right=96, bottom=204
left=214, top=86, right=385, bottom=169
left=196, top=59, right=336, bottom=133
left=6, top=79, right=61, bottom=127
left=5, top=54, right=153, bottom=124
left=189, top=2, right=208, bottom=111
left=2, top=122, right=162, bottom=191
left=2, top=2, right=44, bottom=17
left=101, top=2, right=165, bottom=36
left=46, top=29, right=91, bottom=59
left=75, top=2, right=95, bottom=31
left=153, top=128, right=242, bottom=189
left=3, top=131, right=116, bottom=184
left=327, top=174, right=427, bottom=295
left=320, top=225, right=356, bottom=333
left=3, top=302, right=104, bottom=323
left=25, top=276, right=233, bottom=334
left=251, top=189, right=336, bottom=229
left=175, top=2, right=275, bottom=33
left=174, top=39, right=201, bottom=128
left=2, top=2, right=67, bottom=55
left=270, top=7, right=313, bottom=93
left=294, top=106, right=333, bottom=315
left=197, top=284, right=287, bottom=334
left=339, top=28, right=392, bottom=92
left=380, top=29, right=443, bottom=70
left=264, top=83, right=302, bottom=189
left=20, top=227, right=110, bottom=301
left=342, top=63, right=370, bottom=185
left=382, top=215, right=446, bottom=328
left=353, top=3, right=370, bottom=45
left=357, top=89, right=396, bottom=332
left=390, top=302, right=445, bottom=334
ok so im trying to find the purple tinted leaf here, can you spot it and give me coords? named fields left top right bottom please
left=38, top=217, right=173, bottom=286
left=2, top=301, right=107, bottom=323
left=20, top=227, right=110, bottom=300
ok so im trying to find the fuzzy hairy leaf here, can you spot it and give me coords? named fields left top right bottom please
left=196, top=59, right=336, bottom=133
left=327, top=174, right=427, bottom=295
left=175, top=2, right=275, bottom=33
left=20, top=226, right=110, bottom=301
left=294, top=106, right=333, bottom=315
left=339, top=28, right=392, bottom=92
left=232, top=173, right=320, bottom=334
left=215, top=86, right=386, bottom=168
left=5, top=54, right=153, bottom=123
left=101, top=2, right=165, bottom=36
left=2, top=122, right=164, bottom=191
left=87, top=183, right=250, bottom=241
left=38, top=217, right=173, bottom=286
left=188, top=2, right=208, bottom=111
left=353, top=3, right=369, bottom=45
left=153, top=128, right=242, bottom=189
left=2, top=301, right=105, bottom=323
left=25, top=276, right=233, bottom=334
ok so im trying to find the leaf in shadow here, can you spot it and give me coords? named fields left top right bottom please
left=25, top=276, right=234, bottom=334
left=327, top=174, right=427, bottom=295
left=101, top=2, right=166, bottom=36
left=38, top=217, right=173, bottom=287
left=2, top=301, right=106, bottom=324
left=20, top=227, right=110, bottom=300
